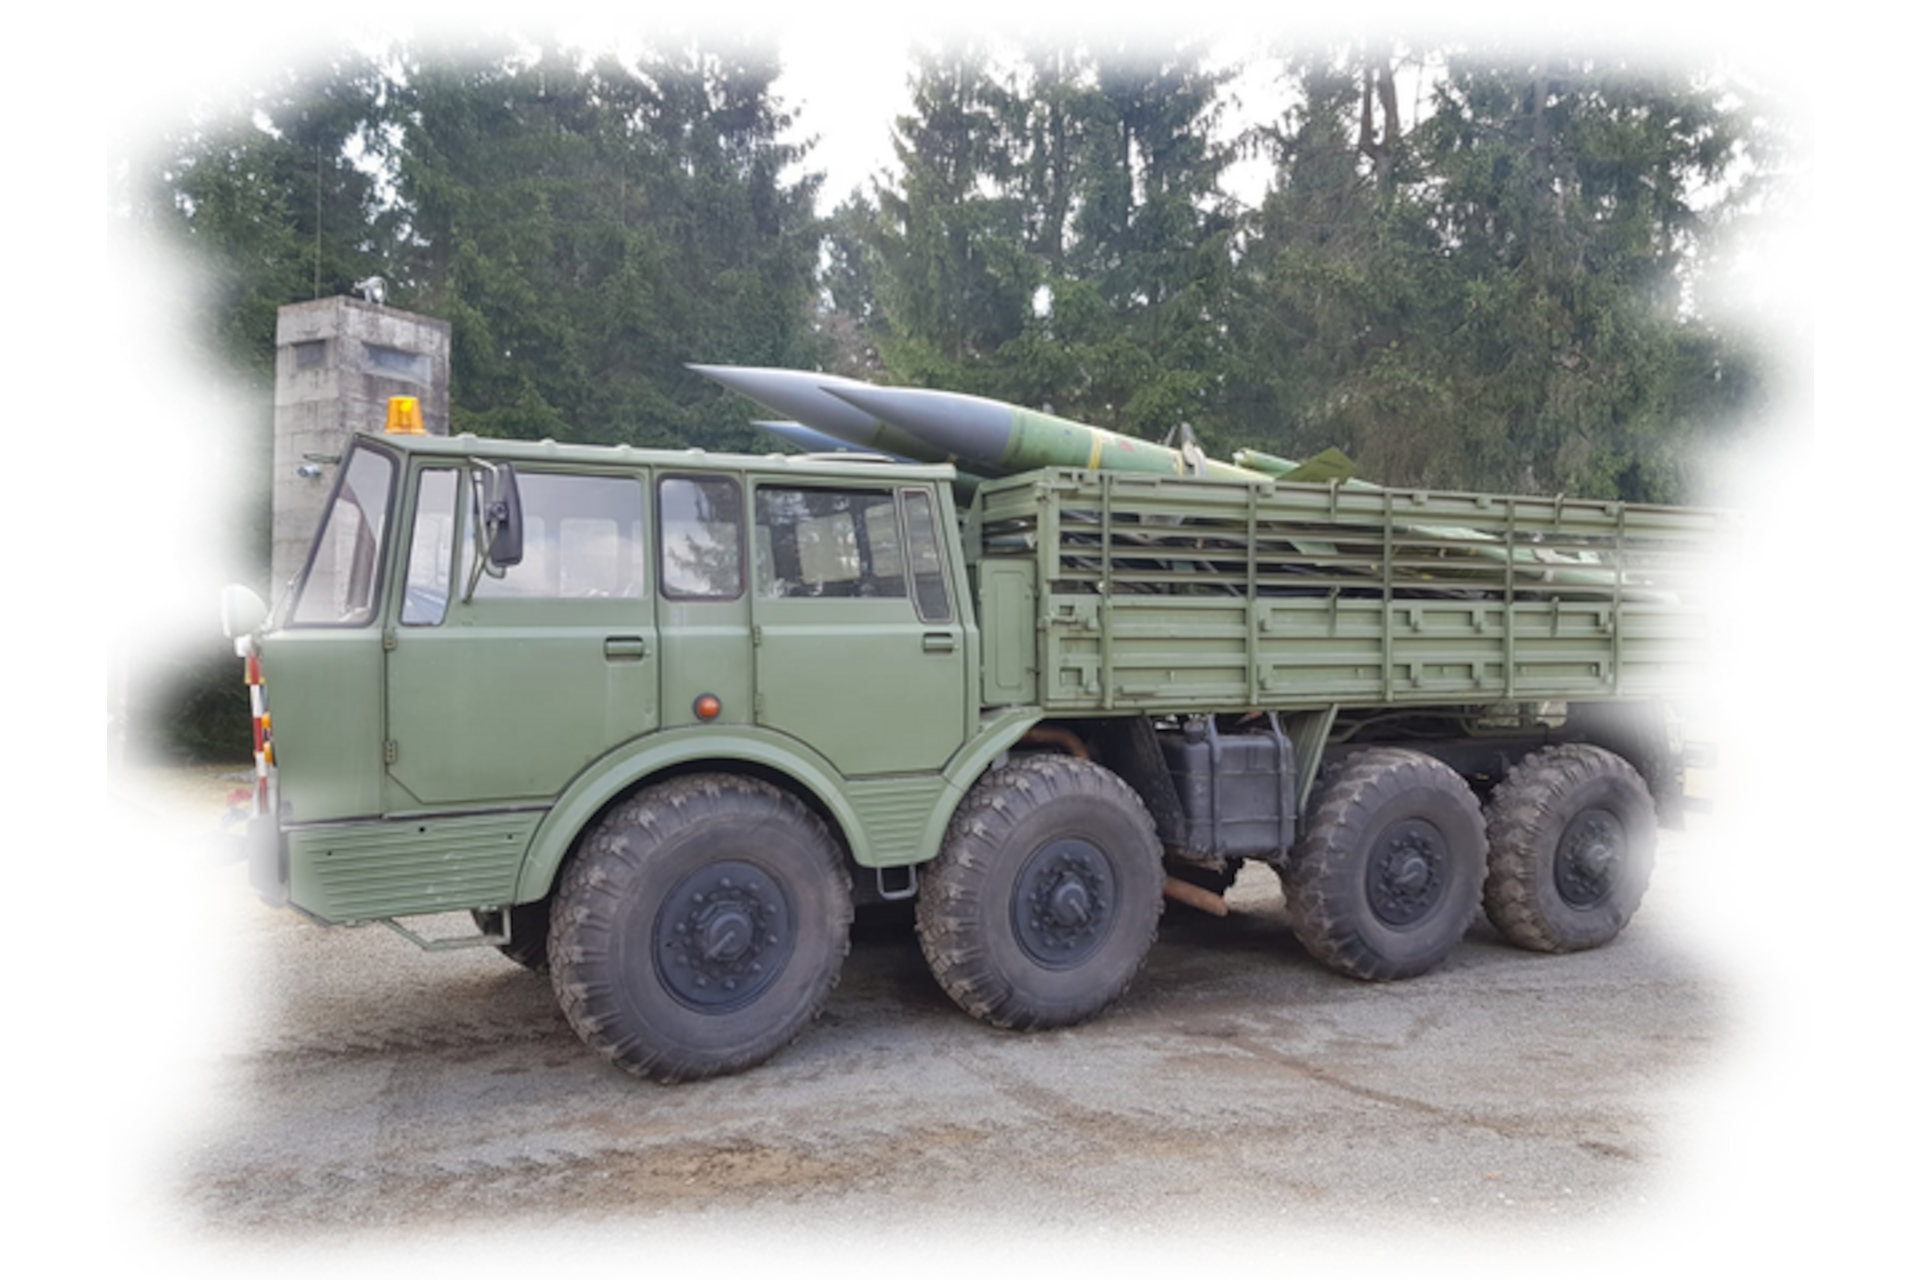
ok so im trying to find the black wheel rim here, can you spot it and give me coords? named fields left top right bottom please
left=1010, top=837, right=1115, bottom=970
left=654, top=860, right=795, bottom=1013
left=1365, top=817, right=1450, bottom=928
left=1555, top=809, right=1624, bottom=908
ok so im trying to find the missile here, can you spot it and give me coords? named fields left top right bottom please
left=708, top=365, right=1631, bottom=595
left=690, top=364, right=962, bottom=468
left=820, top=383, right=1272, bottom=484
left=752, top=419, right=981, bottom=499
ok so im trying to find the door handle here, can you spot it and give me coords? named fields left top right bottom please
left=922, top=632, right=956, bottom=653
left=604, top=636, right=649, bottom=660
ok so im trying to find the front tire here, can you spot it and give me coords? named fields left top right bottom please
left=1482, top=744, right=1656, bottom=953
left=917, top=756, right=1165, bottom=1030
left=548, top=774, right=853, bottom=1082
left=1282, top=748, right=1487, bottom=981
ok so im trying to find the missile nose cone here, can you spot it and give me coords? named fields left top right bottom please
left=819, top=384, right=1016, bottom=471
left=690, top=364, right=886, bottom=442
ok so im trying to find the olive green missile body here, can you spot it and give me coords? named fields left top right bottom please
left=822, top=383, right=1273, bottom=484
left=1233, top=446, right=1373, bottom=488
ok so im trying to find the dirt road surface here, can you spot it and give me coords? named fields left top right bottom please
left=116, top=825, right=1797, bottom=1274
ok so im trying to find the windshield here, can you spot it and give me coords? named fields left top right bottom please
left=289, top=445, right=397, bottom=627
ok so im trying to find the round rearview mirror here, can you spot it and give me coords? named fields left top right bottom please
left=220, top=584, right=269, bottom=639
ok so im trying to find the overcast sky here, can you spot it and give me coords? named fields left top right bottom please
left=556, top=13, right=1282, bottom=213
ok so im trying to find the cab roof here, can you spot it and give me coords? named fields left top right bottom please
left=354, top=430, right=959, bottom=485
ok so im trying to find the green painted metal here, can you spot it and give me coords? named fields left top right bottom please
left=842, top=774, right=959, bottom=863
left=513, top=725, right=878, bottom=900
left=753, top=592, right=969, bottom=774
left=921, top=705, right=1050, bottom=860
left=259, top=628, right=387, bottom=823
left=973, top=468, right=1716, bottom=715
left=976, top=559, right=1038, bottom=703
left=1231, top=446, right=1364, bottom=487
left=289, top=810, right=543, bottom=923
left=1001, top=404, right=1273, bottom=481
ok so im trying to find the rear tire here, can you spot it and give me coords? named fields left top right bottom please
left=918, top=756, right=1164, bottom=1030
left=1483, top=744, right=1656, bottom=953
left=548, top=774, right=853, bottom=1082
left=1282, top=748, right=1487, bottom=981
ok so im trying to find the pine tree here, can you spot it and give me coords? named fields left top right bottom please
left=870, top=44, right=1035, bottom=392
left=819, top=190, right=889, bottom=380
left=599, top=10, right=825, bottom=449
left=1045, top=41, right=1240, bottom=436
left=251, top=18, right=393, bottom=303
left=1405, top=55, right=1754, bottom=498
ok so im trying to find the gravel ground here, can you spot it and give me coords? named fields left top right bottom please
left=112, top=821, right=1804, bottom=1280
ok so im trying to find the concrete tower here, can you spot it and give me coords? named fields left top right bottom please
left=271, top=296, right=452, bottom=593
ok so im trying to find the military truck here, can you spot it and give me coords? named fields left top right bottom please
left=220, top=420, right=1716, bottom=1082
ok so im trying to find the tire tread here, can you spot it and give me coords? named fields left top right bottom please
left=917, top=755, right=1164, bottom=1031
left=1282, top=748, right=1487, bottom=981
left=548, top=774, right=852, bottom=1082
left=1482, top=743, right=1655, bottom=954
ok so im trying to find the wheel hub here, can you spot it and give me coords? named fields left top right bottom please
left=1555, top=809, right=1624, bottom=908
left=655, top=861, right=794, bottom=1013
left=1366, top=819, right=1449, bottom=927
left=1010, top=837, right=1115, bottom=970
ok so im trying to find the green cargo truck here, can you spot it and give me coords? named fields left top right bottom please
left=221, top=424, right=1717, bottom=1082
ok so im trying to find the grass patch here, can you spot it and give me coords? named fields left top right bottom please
left=107, top=767, right=303, bottom=948
left=1681, top=717, right=1758, bottom=825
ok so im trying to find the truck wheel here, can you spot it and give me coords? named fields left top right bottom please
left=1282, top=748, right=1487, bottom=981
left=548, top=775, right=853, bottom=1082
left=1483, top=744, right=1656, bottom=953
left=471, top=901, right=551, bottom=970
left=918, top=756, right=1164, bottom=1030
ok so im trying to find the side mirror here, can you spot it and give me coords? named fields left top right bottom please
left=220, top=584, right=269, bottom=639
left=485, top=464, right=524, bottom=568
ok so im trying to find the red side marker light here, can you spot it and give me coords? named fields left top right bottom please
left=693, top=694, right=722, bottom=722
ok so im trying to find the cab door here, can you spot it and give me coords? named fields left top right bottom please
left=750, top=483, right=969, bottom=776
left=384, top=465, right=657, bottom=808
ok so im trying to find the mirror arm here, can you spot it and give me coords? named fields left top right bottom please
left=461, top=460, right=501, bottom=604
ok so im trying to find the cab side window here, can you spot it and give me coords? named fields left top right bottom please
left=474, top=473, right=647, bottom=601
left=290, top=447, right=395, bottom=627
left=400, top=468, right=460, bottom=625
left=659, top=475, right=743, bottom=601
left=900, top=488, right=953, bottom=623
left=754, top=487, right=907, bottom=600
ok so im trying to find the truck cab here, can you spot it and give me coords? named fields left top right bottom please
left=233, top=431, right=993, bottom=930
